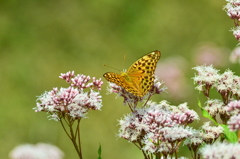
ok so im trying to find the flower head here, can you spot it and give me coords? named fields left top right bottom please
left=200, top=142, right=240, bottom=159
left=35, top=71, right=103, bottom=120
left=192, top=65, right=220, bottom=92
left=215, top=69, right=234, bottom=93
left=232, top=26, right=240, bottom=42
left=228, top=114, right=240, bottom=131
left=226, top=100, right=240, bottom=111
left=224, top=1, right=240, bottom=43
left=204, top=99, right=227, bottom=118
left=193, top=65, right=240, bottom=101
left=201, top=122, right=223, bottom=144
left=184, top=129, right=203, bottom=152
left=226, top=100, right=240, bottom=131
left=224, top=2, right=240, bottom=20
left=117, top=100, right=199, bottom=155
left=59, top=71, right=75, bottom=83
left=9, top=143, right=64, bottom=159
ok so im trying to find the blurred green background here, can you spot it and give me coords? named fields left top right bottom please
left=0, top=0, right=239, bottom=158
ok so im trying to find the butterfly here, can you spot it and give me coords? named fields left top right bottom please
left=103, top=50, right=161, bottom=97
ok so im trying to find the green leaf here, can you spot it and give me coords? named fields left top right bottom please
left=197, top=99, right=202, bottom=108
left=198, top=99, right=238, bottom=143
left=220, top=124, right=238, bottom=143
left=97, top=143, right=102, bottom=159
left=198, top=99, right=217, bottom=125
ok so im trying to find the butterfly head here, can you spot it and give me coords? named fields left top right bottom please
left=120, top=71, right=131, bottom=81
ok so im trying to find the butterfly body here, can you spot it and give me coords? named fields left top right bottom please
left=103, top=50, right=161, bottom=97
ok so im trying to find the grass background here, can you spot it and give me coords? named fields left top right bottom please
left=0, top=0, right=239, bottom=158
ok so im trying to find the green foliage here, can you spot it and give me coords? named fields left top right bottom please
left=220, top=124, right=238, bottom=143
left=97, top=144, right=102, bottom=159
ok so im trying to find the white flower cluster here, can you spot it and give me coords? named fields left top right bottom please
left=193, top=65, right=240, bottom=100
left=216, top=70, right=239, bottom=96
left=224, top=1, right=240, bottom=20
left=226, top=100, right=240, bottom=131
left=192, top=65, right=219, bottom=90
left=183, top=129, right=203, bottom=148
left=201, top=142, right=240, bottom=159
left=204, top=99, right=228, bottom=117
left=183, top=123, right=223, bottom=151
left=201, top=122, right=223, bottom=144
left=117, top=100, right=199, bottom=154
left=9, top=143, right=64, bottom=159
left=35, top=72, right=103, bottom=120
left=224, top=0, right=240, bottom=43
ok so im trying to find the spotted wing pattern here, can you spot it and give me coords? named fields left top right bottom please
left=103, top=50, right=161, bottom=97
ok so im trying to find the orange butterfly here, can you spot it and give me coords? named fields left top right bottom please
left=103, top=50, right=161, bottom=97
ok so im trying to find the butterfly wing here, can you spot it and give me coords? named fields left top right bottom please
left=103, top=72, right=126, bottom=88
left=103, top=50, right=161, bottom=97
left=126, top=50, right=161, bottom=96
left=103, top=72, right=142, bottom=96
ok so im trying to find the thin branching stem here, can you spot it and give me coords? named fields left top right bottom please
left=68, top=118, right=82, bottom=159
left=59, top=118, right=72, bottom=139
left=59, top=116, right=83, bottom=159
left=76, top=119, right=83, bottom=158
left=137, top=140, right=150, bottom=159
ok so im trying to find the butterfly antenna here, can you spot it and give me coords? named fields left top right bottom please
left=122, top=55, right=126, bottom=70
left=103, top=64, right=121, bottom=72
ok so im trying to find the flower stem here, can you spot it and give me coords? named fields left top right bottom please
left=69, top=118, right=83, bottom=159
left=60, top=117, right=83, bottom=159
